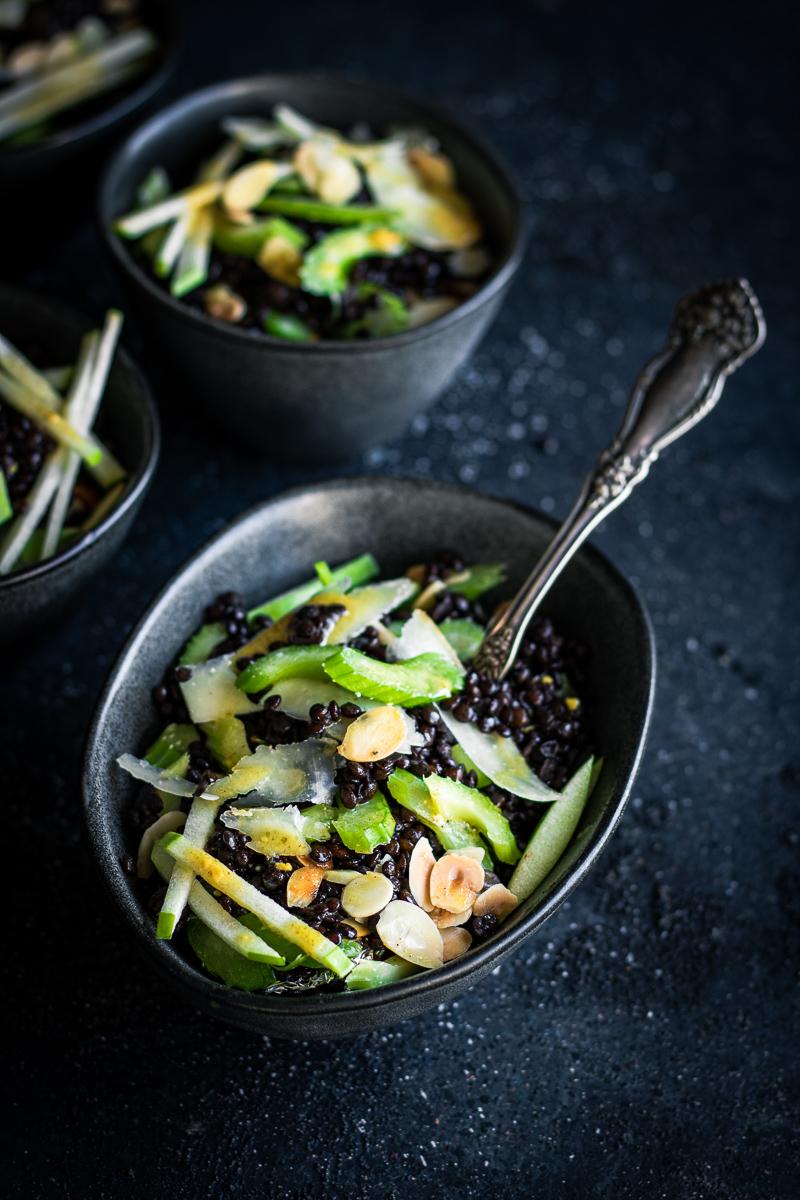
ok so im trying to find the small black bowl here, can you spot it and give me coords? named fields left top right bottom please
left=0, top=286, right=160, bottom=641
left=83, top=478, right=654, bottom=1039
left=0, top=1, right=179, bottom=208
left=98, top=73, right=526, bottom=465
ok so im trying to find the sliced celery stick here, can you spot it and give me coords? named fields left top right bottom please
left=171, top=207, right=213, bottom=296
left=137, top=165, right=171, bottom=208
left=159, top=833, right=353, bottom=976
left=314, top=560, right=334, bottom=585
left=145, top=723, right=197, bottom=769
left=438, top=618, right=485, bottom=662
left=0, top=469, right=11, bottom=525
left=40, top=331, right=98, bottom=561
left=114, top=180, right=222, bottom=239
left=262, top=310, right=314, bottom=342
left=333, top=793, right=395, bottom=854
left=386, top=768, right=492, bottom=868
left=247, top=552, right=379, bottom=622
left=0, top=447, right=63, bottom=574
left=451, top=743, right=491, bottom=789
left=156, top=796, right=223, bottom=939
left=301, top=803, right=337, bottom=842
left=425, top=774, right=520, bottom=865
left=186, top=919, right=277, bottom=989
left=258, top=195, right=399, bottom=224
left=201, top=715, right=249, bottom=771
left=345, top=956, right=419, bottom=990
left=213, top=213, right=307, bottom=258
left=178, top=621, right=226, bottom=666
left=236, top=645, right=338, bottom=694
left=508, top=759, right=594, bottom=900
left=324, top=647, right=463, bottom=706
left=152, top=843, right=283, bottom=967
left=0, top=331, right=63, bottom=404
left=154, top=211, right=190, bottom=278
left=438, top=707, right=557, bottom=802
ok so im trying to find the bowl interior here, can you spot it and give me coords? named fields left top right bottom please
left=84, top=478, right=654, bottom=1027
left=0, top=285, right=158, bottom=585
left=99, top=72, right=523, bottom=298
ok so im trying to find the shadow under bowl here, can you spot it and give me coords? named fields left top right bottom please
left=0, top=286, right=160, bottom=642
left=83, top=477, right=655, bottom=1039
left=98, top=73, right=525, bottom=465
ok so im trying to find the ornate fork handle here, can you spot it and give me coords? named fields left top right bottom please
left=474, top=279, right=766, bottom=680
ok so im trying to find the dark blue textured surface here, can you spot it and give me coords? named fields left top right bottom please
left=6, top=2, right=798, bottom=1197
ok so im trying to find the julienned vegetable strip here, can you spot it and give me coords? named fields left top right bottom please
left=171, top=207, right=213, bottom=296
left=114, top=180, right=223, bottom=239
left=0, top=446, right=63, bottom=572
left=159, top=833, right=353, bottom=977
left=0, top=469, right=11, bottom=525
left=0, top=28, right=158, bottom=142
left=68, top=310, right=126, bottom=488
left=0, top=371, right=102, bottom=467
left=40, top=332, right=99, bottom=561
left=0, top=332, right=64, bottom=405
left=257, top=196, right=399, bottom=225
left=508, top=758, right=595, bottom=901
left=151, top=844, right=284, bottom=965
left=156, top=795, right=223, bottom=939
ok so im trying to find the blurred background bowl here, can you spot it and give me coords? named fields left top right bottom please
left=0, top=286, right=160, bottom=642
left=98, top=72, right=525, bottom=465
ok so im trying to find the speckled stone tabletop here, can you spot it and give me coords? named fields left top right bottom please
left=6, top=2, right=799, bottom=1197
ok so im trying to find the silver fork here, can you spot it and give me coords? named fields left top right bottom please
left=474, top=278, right=766, bottom=680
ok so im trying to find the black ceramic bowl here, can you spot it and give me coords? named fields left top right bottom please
left=98, top=74, right=525, bottom=465
left=0, top=286, right=160, bottom=641
left=83, top=478, right=654, bottom=1039
left=0, top=0, right=179, bottom=203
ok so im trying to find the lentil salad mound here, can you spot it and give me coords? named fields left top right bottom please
left=112, top=102, right=494, bottom=342
left=120, top=551, right=598, bottom=995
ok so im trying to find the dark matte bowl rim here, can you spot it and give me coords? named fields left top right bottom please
left=0, top=1, right=176, bottom=165
left=0, top=286, right=161, bottom=594
left=98, top=71, right=527, bottom=355
left=83, top=477, right=655, bottom=1021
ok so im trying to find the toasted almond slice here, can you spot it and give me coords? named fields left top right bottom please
left=441, top=926, right=472, bottom=961
left=376, top=900, right=443, bottom=969
left=412, top=578, right=447, bottom=611
left=286, top=865, right=327, bottom=909
left=408, top=147, right=456, bottom=189
left=473, top=882, right=519, bottom=922
left=430, top=905, right=472, bottom=928
left=204, top=283, right=246, bottom=324
left=341, top=871, right=394, bottom=921
left=325, top=868, right=362, bottom=885
left=408, top=836, right=436, bottom=911
left=294, top=138, right=361, bottom=205
left=429, top=852, right=485, bottom=914
left=222, top=161, right=290, bottom=212
left=405, top=563, right=426, bottom=584
left=338, top=704, right=408, bottom=762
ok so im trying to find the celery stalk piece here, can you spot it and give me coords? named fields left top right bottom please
left=451, top=743, right=491, bottom=789
left=301, top=803, right=337, bottom=842
left=145, top=723, right=198, bottom=769
left=213, top=213, right=307, bottom=258
left=345, top=956, right=419, bottom=990
left=171, top=206, right=213, bottom=296
left=42, top=365, right=74, bottom=391
left=386, top=769, right=493, bottom=869
left=198, top=138, right=242, bottom=183
left=156, top=797, right=223, bottom=939
left=0, top=447, right=63, bottom=574
left=425, top=774, right=520, bottom=865
left=136, top=165, right=171, bottom=208
left=154, top=211, right=189, bottom=278
left=178, top=621, right=226, bottom=666
left=0, top=29, right=157, bottom=142
left=262, top=311, right=315, bottom=341
left=333, top=793, right=396, bottom=854
left=69, top=310, right=126, bottom=488
left=437, top=707, right=558, bottom=803
left=446, top=562, right=506, bottom=601
left=508, top=759, right=594, bottom=901
left=151, top=844, right=283, bottom=966
left=159, top=833, right=353, bottom=976
left=114, top=179, right=222, bottom=239
left=257, top=195, right=399, bottom=225
left=247, top=552, right=379, bottom=621
left=314, top=560, right=334, bottom=585
left=236, top=645, right=339, bottom=694
left=324, top=647, right=463, bottom=707
left=0, top=371, right=101, bottom=466
left=0, top=469, right=11, bottom=525
left=300, top=226, right=406, bottom=298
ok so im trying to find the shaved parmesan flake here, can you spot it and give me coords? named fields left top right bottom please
left=179, top=654, right=259, bottom=724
